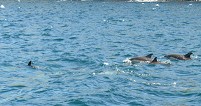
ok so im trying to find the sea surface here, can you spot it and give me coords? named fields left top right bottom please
left=0, top=1, right=201, bottom=106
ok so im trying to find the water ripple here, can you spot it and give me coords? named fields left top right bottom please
left=0, top=1, right=201, bottom=106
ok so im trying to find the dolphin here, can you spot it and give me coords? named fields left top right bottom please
left=150, top=57, right=161, bottom=64
left=28, top=61, right=32, bottom=66
left=150, top=57, right=171, bottom=65
left=129, top=53, right=153, bottom=62
left=28, top=61, right=37, bottom=68
left=164, top=52, right=193, bottom=60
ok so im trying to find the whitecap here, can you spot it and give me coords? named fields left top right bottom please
left=92, top=72, right=96, bottom=75
left=103, top=62, right=109, bottom=66
left=152, top=8, right=156, bottom=10
left=98, top=71, right=116, bottom=75
left=1, top=5, right=5, bottom=9
left=123, top=58, right=132, bottom=64
left=172, top=82, right=177, bottom=87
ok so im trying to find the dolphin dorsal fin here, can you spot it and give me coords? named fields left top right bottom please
left=146, top=53, right=153, bottom=58
left=28, top=61, right=32, bottom=66
left=184, top=52, right=193, bottom=58
left=152, top=57, right=158, bottom=62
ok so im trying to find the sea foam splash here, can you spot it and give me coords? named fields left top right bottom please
left=123, top=58, right=132, bottom=64
left=1, top=5, right=5, bottom=9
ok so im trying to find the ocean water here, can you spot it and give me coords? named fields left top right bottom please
left=1, top=1, right=201, bottom=106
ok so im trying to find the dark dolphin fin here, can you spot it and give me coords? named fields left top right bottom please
left=146, top=53, right=153, bottom=58
left=184, top=52, right=193, bottom=58
left=28, top=61, right=32, bottom=66
left=152, top=57, right=158, bottom=62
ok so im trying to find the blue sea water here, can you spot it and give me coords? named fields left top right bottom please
left=1, top=1, right=201, bottom=106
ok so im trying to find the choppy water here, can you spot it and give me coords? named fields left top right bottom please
left=1, top=1, right=201, bottom=106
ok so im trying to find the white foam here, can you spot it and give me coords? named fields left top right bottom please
left=128, top=78, right=136, bottom=82
left=192, top=55, right=198, bottom=59
left=172, top=82, right=177, bottom=87
left=98, top=71, right=115, bottom=75
left=162, top=60, right=171, bottom=64
left=92, top=72, right=96, bottom=75
left=123, top=58, right=132, bottom=64
left=155, top=4, right=159, bottom=7
left=103, top=62, right=109, bottom=66
left=1, top=5, right=5, bottom=9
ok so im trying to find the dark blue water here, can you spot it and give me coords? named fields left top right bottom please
left=1, top=1, right=201, bottom=105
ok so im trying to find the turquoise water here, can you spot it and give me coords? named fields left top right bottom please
left=1, top=1, right=201, bottom=105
